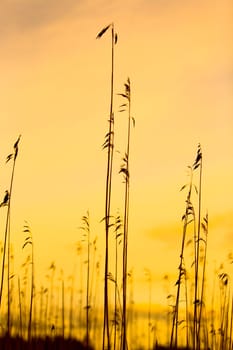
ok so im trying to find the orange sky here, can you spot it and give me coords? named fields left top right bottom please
left=0, top=0, right=232, bottom=311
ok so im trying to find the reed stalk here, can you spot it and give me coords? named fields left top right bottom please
left=76, top=241, right=83, bottom=340
left=22, top=222, right=34, bottom=343
left=96, top=22, right=117, bottom=350
left=114, top=214, right=122, bottom=350
left=170, top=167, right=195, bottom=349
left=18, top=276, right=23, bottom=339
left=0, top=135, right=21, bottom=338
left=60, top=270, right=65, bottom=339
left=89, top=236, right=97, bottom=339
left=219, top=272, right=229, bottom=350
left=229, top=293, right=233, bottom=350
left=194, top=144, right=203, bottom=350
left=48, top=262, right=56, bottom=332
left=197, top=213, right=208, bottom=348
left=80, top=211, right=91, bottom=347
left=144, top=268, right=152, bottom=350
left=68, top=274, right=74, bottom=339
left=119, top=77, right=134, bottom=350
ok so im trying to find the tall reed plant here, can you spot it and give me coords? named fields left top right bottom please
left=22, top=222, right=34, bottom=343
left=0, top=135, right=21, bottom=337
left=118, top=78, right=134, bottom=350
left=80, top=211, right=91, bottom=347
left=96, top=22, right=118, bottom=350
left=170, top=145, right=204, bottom=350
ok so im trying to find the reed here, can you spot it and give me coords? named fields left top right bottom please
left=89, top=236, right=98, bottom=340
left=118, top=77, right=134, bottom=350
left=68, top=274, right=74, bottom=339
left=170, top=145, right=204, bottom=350
left=80, top=211, right=91, bottom=347
left=47, top=262, right=56, bottom=334
left=113, top=213, right=122, bottom=350
left=197, top=213, right=208, bottom=348
left=0, top=137, right=231, bottom=350
left=144, top=268, right=152, bottom=350
left=22, top=222, right=34, bottom=343
left=0, top=135, right=21, bottom=338
left=76, top=240, right=84, bottom=340
left=170, top=166, right=195, bottom=349
left=96, top=22, right=118, bottom=350
left=18, top=275, right=23, bottom=339
left=193, top=144, right=203, bottom=350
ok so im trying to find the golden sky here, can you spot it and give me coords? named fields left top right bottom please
left=0, top=0, right=232, bottom=310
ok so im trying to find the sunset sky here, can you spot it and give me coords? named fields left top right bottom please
left=0, top=0, right=232, bottom=324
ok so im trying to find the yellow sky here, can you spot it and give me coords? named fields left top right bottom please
left=0, top=0, right=232, bottom=309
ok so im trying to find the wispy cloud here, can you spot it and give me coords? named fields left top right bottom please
left=0, top=0, right=82, bottom=36
left=146, top=211, right=233, bottom=260
left=146, top=222, right=182, bottom=247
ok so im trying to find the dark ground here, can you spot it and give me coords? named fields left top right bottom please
left=0, top=336, right=94, bottom=350
left=0, top=336, right=196, bottom=350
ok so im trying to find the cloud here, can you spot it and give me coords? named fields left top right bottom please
left=146, top=222, right=182, bottom=247
left=0, top=0, right=82, bottom=36
left=145, top=211, right=233, bottom=266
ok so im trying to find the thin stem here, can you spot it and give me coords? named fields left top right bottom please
left=86, top=214, right=90, bottom=347
left=62, top=277, right=65, bottom=339
left=69, top=275, right=74, bottom=339
left=121, top=78, right=132, bottom=350
left=100, top=22, right=115, bottom=350
left=195, top=153, right=202, bottom=350
left=229, top=293, right=233, bottom=350
left=0, top=136, right=20, bottom=335
left=197, top=213, right=208, bottom=346
left=18, top=276, right=23, bottom=339
left=114, top=218, right=119, bottom=350
left=170, top=170, right=194, bottom=349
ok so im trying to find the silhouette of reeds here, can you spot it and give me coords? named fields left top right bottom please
left=0, top=136, right=231, bottom=350
left=170, top=145, right=207, bottom=350
left=0, top=25, right=232, bottom=350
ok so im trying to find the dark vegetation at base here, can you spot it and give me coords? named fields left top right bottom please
left=0, top=336, right=94, bottom=350
left=0, top=336, right=197, bottom=350
left=154, top=347, right=193, bottom=350
left=0, top=336, right=208, bottom=350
